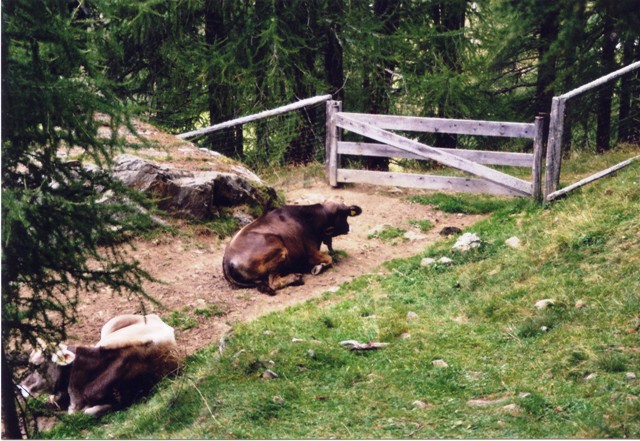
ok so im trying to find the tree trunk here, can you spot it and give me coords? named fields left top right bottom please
left=251, top=0, right=272, bottom=161
left=1, top=347, right=22, bottom=439
left=430, top=0, right=466, bottom=148
left=324, top=0, right=344, bottom=101
left=596, top=9, right=617, bottom=153
left=282, top=0, right=318, bottom=165
left=364, top=0, right=400, bottom=171
left=618, top=39, right=634, bottom=143
left=205, top=0, right=242, bottom=158
left=557, top=0, right=586, bottom=154
left=534, top=2, right=559, bottom=119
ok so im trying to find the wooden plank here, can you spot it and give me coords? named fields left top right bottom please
left=561, top=60, right=640, bottom=100
left=542, top=62, right=640, bottom=198
left=325, top=100, right=341, bottom=187
left=338, top=141, right=534, bottom=167
left=337, top=113, right=532, bottom=195
left=531, top=116, right=544, bottom=201
left=343, top=113, right=536, bottom=139
left=177, top=94, right=332, bottom=139
left=544, top=97, right=566, bottom=197
left=337, top=169, right=528, bottom=197
left=546, top=156, right=638, bottom=201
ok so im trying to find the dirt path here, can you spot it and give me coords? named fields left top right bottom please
left=68, top=177, right=484, bottom=355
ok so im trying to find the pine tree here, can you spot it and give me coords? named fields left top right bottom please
left=1, top=1, right=153, bottom=436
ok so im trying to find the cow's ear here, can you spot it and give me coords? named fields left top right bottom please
left=51, top=347, right=75, bottom=366
left=348, top=205, right=362, bottom=217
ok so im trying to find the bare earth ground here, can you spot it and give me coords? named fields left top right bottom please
left=64, top=122, right=486, bottom=356
left=68, top=181, right=484, bottom=356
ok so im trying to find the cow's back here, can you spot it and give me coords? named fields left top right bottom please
left=96, top=314, right=175, bottom=349
left=67, top=341, right=180, bottom=413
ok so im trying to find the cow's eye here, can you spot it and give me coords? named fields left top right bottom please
left=324, top=226, right=335, bottom=236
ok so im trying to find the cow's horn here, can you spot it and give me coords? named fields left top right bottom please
left=51, top=348, right=75, bottom=366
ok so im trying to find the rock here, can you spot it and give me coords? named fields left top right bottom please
left=626, top=372, right=637, bottom=381
left=432, top=359, right=449, bottom=368
left=502, top=403, right=522, bottom=415
left=439, top=226, right=462, bottom=236
left=112, top=154, right=278, bottom=221
left=231, top=207, right=255, bottom=226
left=262, top=369, right=278, bottom=380
left=452, top=232, right=482, bottom=252
left=291, top=338, right=305, bottom=343
left=540, top=326, right=549, bottom=332
left=412, top=400, right=431, bottom=409
left=505, top=236, right=521, bottom=249
left=272, top=395, right=285, bottom=404
left=404, top=231, right=428, bottom=241
left=575, top=300, right=587, bottom=309
left=466, top=397, right=508, bottom=406
left=420, top=257, right=436, bottom=267
left=452, top=315, right=469, bottom=324
left=407, top=311, right=419, bottom=321
left=438, top=256, right=453, bottom=265
left=584, top=373, right=596, bottom=381
left=534, top=299, right=555, bottom=309
left=518, top=392, right=531, bottom=399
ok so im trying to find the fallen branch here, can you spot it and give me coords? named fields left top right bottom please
left=339, top=340, right=390, bottom=351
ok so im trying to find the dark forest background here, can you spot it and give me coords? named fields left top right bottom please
left=78, top=0, right=640, bottom=162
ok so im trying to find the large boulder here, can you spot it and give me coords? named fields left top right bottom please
left=113, top=154, right=278, bottom=221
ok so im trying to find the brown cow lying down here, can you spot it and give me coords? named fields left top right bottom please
left=19, top=314, right=180, bottom=416
left=223, top=201, right=362, bottom=294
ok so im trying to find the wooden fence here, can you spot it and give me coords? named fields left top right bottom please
left=177, top=94, right=332, bottom=139
left=544, top=60, right=640, bottom=200
left=325, top=101, right=545, bottom=200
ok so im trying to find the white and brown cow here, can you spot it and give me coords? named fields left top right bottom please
left=19, top=314, right=180, bottom=416
left=222, top=201, right=362, bottom=295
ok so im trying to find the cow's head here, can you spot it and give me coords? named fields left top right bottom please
left=322, top=202, right=362, bottom=239
left=19, top=344, right=75, bottom=407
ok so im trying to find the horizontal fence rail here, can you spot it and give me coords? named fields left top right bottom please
left=341, top=113, right=537, bottom=139
left=325, top=102, right=544, bottom=200
left=177, top=94, right=332, bottom=139
left=337, top=142, right=535, bottom=167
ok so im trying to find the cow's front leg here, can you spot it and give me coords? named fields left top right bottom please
left=83, top=404, right=112, bottom=416
left=309, top=250, right=333, bottom=276
left=322, top=237, right=334, bottom=254
left=265, top=273, right=304, bottom=294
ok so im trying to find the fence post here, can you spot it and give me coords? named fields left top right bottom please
left=544, top=97, right=566, bottom=199
left=532, top=116, right=544, bottom=202
left=325, top=100, right=342, bottom=187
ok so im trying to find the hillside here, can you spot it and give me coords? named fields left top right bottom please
left=57, top=122, right=486, bottom=356
left=44, top=153, right=639, bottom=439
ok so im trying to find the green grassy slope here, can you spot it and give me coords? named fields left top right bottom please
left=45, top=158, right=639, bottom=439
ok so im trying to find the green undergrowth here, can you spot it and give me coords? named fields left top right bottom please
left=43, top=158, right=639, bottom=439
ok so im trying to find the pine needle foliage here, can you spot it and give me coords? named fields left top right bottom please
left=1, top=1, right=156, bottom=436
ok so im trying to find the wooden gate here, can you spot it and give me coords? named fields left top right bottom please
left=325, top=101, right=545, bottom=200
